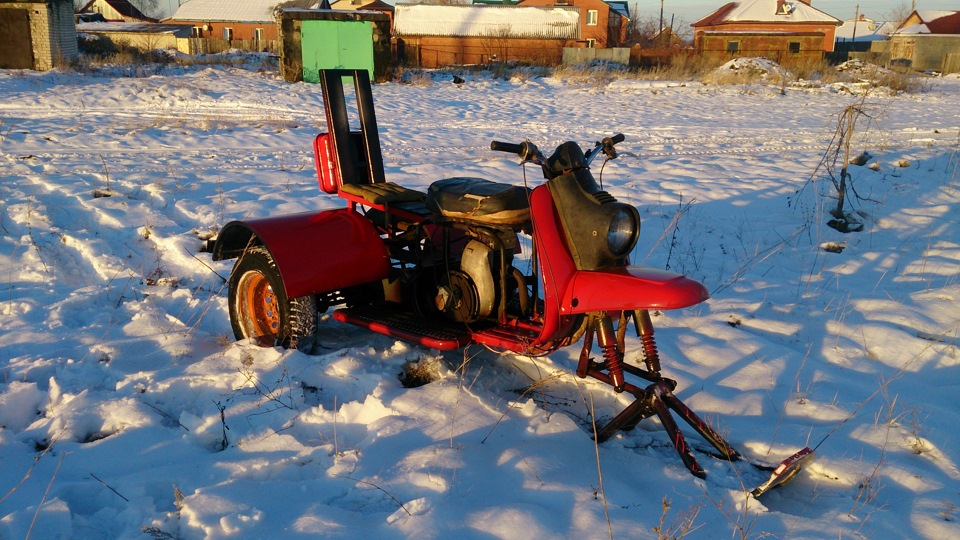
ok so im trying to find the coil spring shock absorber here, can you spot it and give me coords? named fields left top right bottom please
left=636, top=309, right=662, bottom=374
left=596, top=317, right=625, bottom=392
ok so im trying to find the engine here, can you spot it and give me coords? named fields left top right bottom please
left=424, top=228, right=518, bottom=324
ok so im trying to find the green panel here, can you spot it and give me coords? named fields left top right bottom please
left=301, top=20, right=374, bottom=84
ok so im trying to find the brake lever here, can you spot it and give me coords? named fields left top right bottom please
left=601, top=137, right=618, bottom=160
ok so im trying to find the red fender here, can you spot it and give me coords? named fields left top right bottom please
left=213, top=209, right=390, bottom=298
left=529, top=185, right=581, bottom=345
left=562, top=267, right=709, bottom=313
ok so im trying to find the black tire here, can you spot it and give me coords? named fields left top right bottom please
left=228, top=245, right=317, bottom=349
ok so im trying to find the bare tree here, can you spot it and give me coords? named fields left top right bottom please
left=130, top=0, right=162, bottom=18
left=883, top=2, right=914, bottom=27
left=625, top=6, right=692, bottom=47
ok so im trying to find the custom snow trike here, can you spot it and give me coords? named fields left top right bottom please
left=212, top=69, right=813, bottom=488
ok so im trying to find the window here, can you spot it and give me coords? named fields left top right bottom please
left=788, top=41, right=801, bottom=54
left=587, top=10, right=598, bottom=26
left=585, top=39, right=596, bottom=48
left=191, top=26, right=203, bottom=38
left=223, top=27, right=233, bottom=40
left=254, top=28, right=264, bottom=41
left=726, top=40, right=740, bottom=54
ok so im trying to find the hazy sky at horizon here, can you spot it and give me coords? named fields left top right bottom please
left=635, top=1, right=955, bottom=26
left=158, top=0, right=956, bottom=27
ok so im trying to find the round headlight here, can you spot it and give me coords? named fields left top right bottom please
left=607, top=206, right=638, bottom=257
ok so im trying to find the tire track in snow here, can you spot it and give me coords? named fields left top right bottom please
left=5, top=121, right=955, bottom=179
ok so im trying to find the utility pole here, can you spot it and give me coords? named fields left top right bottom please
left=851, top=4, right=859, bottom=43
left=659, top=0, right=664, bottom=47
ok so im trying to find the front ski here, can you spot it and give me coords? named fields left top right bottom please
left=749, top=447, right=816, bottom=497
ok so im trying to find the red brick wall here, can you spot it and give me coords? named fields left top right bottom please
left=699, top=33, right=827, bottom=64
left=519, top=0, right=625, bottom=47
left=400, top=36, right=573, bottom=67
left=695, top=22, right=838, bottom=53
left=175, top=21, right=278, bottom=41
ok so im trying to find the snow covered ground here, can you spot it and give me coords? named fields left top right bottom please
left=1, top=59, right=959, bottom=539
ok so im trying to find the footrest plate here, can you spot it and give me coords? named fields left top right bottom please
left=334, top=305, right=472, bottom=350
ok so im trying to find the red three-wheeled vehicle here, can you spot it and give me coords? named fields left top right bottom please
left=211, top=69, right=813, bottom=492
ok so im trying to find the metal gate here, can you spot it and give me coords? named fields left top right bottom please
left=300, top=20, right=373, bottom=84
left=0, top=9, right=34, bottom=69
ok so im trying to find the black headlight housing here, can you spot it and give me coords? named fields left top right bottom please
left=547, top=169, right=640, bottom=271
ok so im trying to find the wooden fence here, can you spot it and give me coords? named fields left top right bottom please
left=944, top=53, right=960, bottom=75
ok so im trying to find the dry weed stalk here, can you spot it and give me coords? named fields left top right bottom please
left=654, top=495, right=703, bottom=539
left=26, top=451, right=68, bottom=540
left=340, top=475, right=411, bottom=517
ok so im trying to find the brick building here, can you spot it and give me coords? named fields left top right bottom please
left=0, top=0, right=78, bottom=70
left=692, top=0, right=841, bottom=65
left=518, top=0, right=629, bottom=48
left=393, top=4, right=580, bottom=68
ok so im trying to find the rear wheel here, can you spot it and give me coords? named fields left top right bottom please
left=228, top=246, right=317, bottom=349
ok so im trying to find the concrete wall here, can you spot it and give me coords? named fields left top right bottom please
left=562, top=46, right=629, bottom=66
left=81, top=30, right=180, bottom=52
left=889, top=34, right=960, bottom=72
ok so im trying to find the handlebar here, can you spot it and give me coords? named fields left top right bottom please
left=491, top=133, right=624, bottom=162
left=490, top=140, right=542, bottom=162
left=490, top=140, right=525, bottom=155
left=491, top=134, right=624, bottom=178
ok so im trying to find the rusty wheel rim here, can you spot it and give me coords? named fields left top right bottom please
left=236, top=270, right=280, bottom=342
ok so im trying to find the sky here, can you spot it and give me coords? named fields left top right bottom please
left=636, top=1, right=957, bottom=26
left=158, top=0, right=957, bottom=23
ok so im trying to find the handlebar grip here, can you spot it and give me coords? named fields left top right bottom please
left=490, top=141, right=525, bottom=155
left=610, top=133, right=625, bottom=144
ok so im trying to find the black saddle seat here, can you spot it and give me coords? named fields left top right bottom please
left=426, top=177, right=530, bottom=227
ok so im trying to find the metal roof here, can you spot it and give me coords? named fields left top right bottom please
left=168, top=0, right=316, bottom=24
left=835, top=18, right=896, bottom=42
left=694, top=0, right=841, bottom=27
left=394, top=4, right=580, bottom=39
left=896, top=10, right=960, bottom=35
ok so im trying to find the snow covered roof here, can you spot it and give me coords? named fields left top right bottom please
left=895, top=10, right=960, bottom=35
left=835, top=18, right=896, bottom=42
left=693, top=0, right=841, bottom=27
left=76, top=22, right=194, bottom=35
left=168, top=0, right=316, bottom=24
left=330, top=0, right=393, bottom=12
left=394, top=4, right=580, bottom=39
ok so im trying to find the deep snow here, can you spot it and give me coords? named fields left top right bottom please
left=1, top=59, right=959, bottom=539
